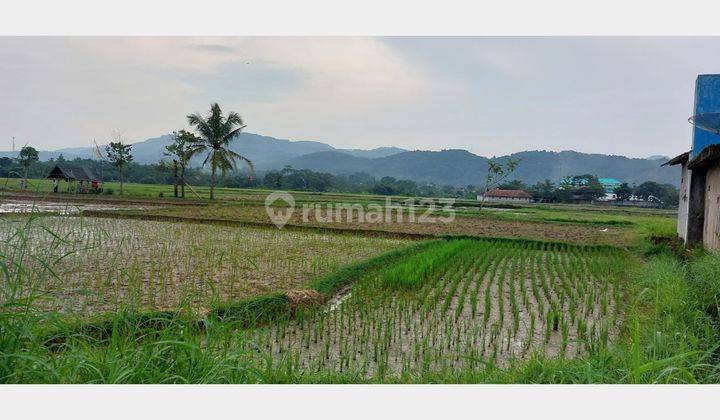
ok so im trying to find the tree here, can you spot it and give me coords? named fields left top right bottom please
left=264, top=170, right=283, bottom=189
left=105, top=141, right=133, bottom=195
left=498, top=179, right=527, bottom=191
left=479, top=158, right=520, bottom=211
left=187, top=103, right=252, bottom=200
left=165, top=130, right=201, bottom=198
left=633, top=181, right=679, bottom=207
left=613, top=182, right=633, bottom=201
left=18, top=146, right=39, bottom=184
left=529, top=179, right=556, bottom=202
left=558, top=174, right=605, bottom=202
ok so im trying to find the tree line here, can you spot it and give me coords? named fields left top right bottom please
left=1, top=153, right=680, bottom=206
left=2, top=103, right=679, bottom=206
left=498, top=174, right=679, bottom=207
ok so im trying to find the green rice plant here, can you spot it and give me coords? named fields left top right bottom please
left=381, top=239, right=472, bottom=290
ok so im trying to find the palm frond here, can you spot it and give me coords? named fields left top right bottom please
left=222, top=125, right=246, bottom=144
left=187, top=113, right=214, bottom=140
left=226, top=149, right=254, bottom=173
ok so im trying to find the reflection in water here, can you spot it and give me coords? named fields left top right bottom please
left=0, top=200, right=133, bottom=214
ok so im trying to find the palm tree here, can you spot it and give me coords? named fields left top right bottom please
left=186, top=103, right=252, bottom=200
left=165, top=130, right=202, bottom=198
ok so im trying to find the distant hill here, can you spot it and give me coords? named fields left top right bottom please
left=0, top=133, right=678, bottom=186
left=506, top=150, right=677, bottom=186
left=0, top=133, right=406, bottom=169
left=286, top=148, right=679, bottom=186
left=341, top=147, right=407, bottom=159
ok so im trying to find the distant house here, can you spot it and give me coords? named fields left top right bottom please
left=46, top=164, right=102, bottom=193
left=598, top=177, right=622, bottom=201
left=478, top=189, right=531, bottom=203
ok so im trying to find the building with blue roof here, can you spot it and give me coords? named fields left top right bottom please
left=665, top=74, right=720, bottom=250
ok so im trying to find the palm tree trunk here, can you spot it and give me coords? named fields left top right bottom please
left=210, top=165, right=216, bottom=200
left=173, top=160, right=179, bottom=198
left=180, top=165, right=186, bottom=198
left=120, top=169, right=124, bottom=195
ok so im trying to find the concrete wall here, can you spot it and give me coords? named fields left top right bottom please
left=704, top=166, right=720, bottom=250
left=678, top=162, right=690, bottom=242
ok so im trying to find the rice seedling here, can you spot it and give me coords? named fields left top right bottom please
left=240, top=237, right=627, bottom=378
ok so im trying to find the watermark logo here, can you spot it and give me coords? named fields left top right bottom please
left=265, top=191, right=295, bottom=228
left=264, top=191, right=455, bottom=229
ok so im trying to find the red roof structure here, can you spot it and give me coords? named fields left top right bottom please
left=484, top=189, right=531, bottom=199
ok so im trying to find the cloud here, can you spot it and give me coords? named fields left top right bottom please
left=0, top=37, right=437, bottom=150
left=190, top=43, right=236, bottom=53
left=1, top=37, right=719, bottom=158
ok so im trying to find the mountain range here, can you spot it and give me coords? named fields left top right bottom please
left=0, top=133, right=679, bottom=186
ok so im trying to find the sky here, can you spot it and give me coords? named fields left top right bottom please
left=1, top=36, right=719, bottom=158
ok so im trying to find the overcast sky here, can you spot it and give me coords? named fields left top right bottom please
left=1, top=37, right=718, bottom=158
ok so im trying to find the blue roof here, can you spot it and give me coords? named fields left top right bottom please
left=599, top=178, right=621, bottom=184
left=691, top=74, right=720, bottom=159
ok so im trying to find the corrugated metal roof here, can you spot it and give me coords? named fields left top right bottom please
left=688, top=144, right=720, bottom=170
left=662, top=151, right=690, bottom=167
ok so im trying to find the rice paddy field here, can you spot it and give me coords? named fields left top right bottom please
left=1, top=190, right=719, bottom=384
left=0, top=216, right=410, bottom=315
left=98, top=203, right=637, bottom=247
left=1, top=181, right=676, bottom=247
